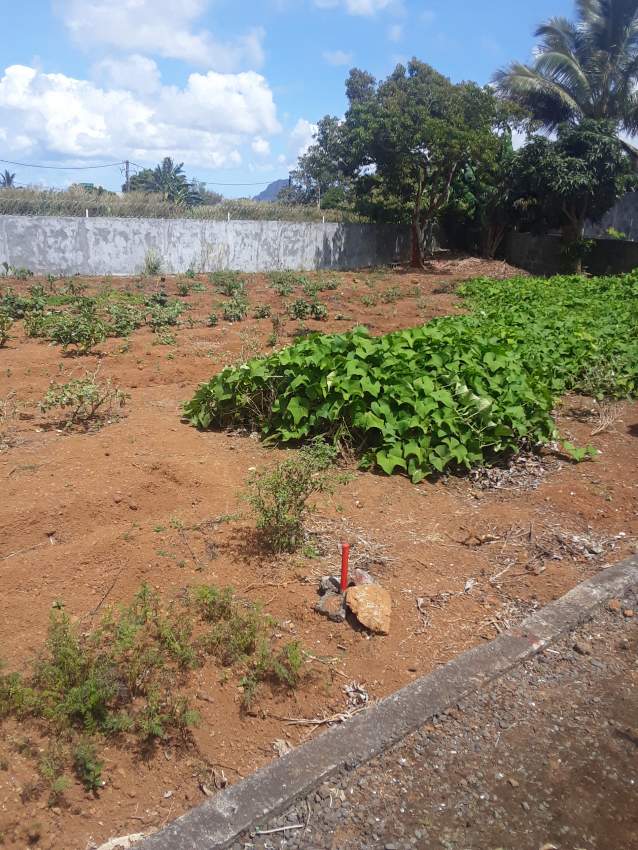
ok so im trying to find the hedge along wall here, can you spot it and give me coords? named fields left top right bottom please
left=0, top=215, right=411, bottom=275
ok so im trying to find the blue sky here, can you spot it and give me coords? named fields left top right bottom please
left=0, top=0, right=573, bottom=197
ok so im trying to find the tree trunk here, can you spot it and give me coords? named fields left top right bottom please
left=561, top=217, right=586, bottom=273
left=481, top=223, right=506, bottom=260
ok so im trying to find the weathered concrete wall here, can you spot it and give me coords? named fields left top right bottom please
left=505, top=230, right=638, bottom=276
left=0, top=216, right=410, bottom=275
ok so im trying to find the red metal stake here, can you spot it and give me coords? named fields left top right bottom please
left=340, top=543, right=350, bottom=592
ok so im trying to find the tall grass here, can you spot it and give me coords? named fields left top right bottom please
left=0, top=188, right=358, bottom=223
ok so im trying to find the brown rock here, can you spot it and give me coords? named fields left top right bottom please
left=314, top=592, right=346, bottom=623
left=623, top=609, right=635, bottom=618
left=346, top=585, right=391, bottom=635
left=608, top=598, right=622, bottom=613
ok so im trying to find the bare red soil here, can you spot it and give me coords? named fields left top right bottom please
left=0, top=258, right=636, bottom=850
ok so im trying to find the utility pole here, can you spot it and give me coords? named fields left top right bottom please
left=317, top=182, right=321, bottom=210
left=125, top=160, right=130, bottom=192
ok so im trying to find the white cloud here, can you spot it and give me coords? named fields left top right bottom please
left=314, top=0, right=395, bottom=16
left=57, top=0, right=265, bottom=70
left=93, top=55, right=161, bottom=95
left=252, top=137, right=271, bottom=156
left=0, top=64, right=280, bottom=169
left=388, top=23, right=403, bottom=42
left=323, top=49, right=354, bottom=66
left=290, top=118, right=318, bottom=158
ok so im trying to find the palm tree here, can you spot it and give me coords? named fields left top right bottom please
left=494, top=1, right=638, bottom=136
left=0, top=170, right=16, bottom=188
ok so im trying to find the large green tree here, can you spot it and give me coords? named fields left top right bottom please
left=510, top=119, right=635, bottom=269
left=494, top=0, right=638, bottom=138
left=339, top=60, right=501, bottom=265
left=278, top=116, right=351, bottom=208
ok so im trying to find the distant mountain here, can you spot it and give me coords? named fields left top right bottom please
left=253, top=179, right=288, bottom=202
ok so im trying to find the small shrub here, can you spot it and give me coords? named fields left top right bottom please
left=185, top=266, right=197, bottom=280
left=268, top=271, right=299, bottom=297
left=0, top=311, right=11, bottom=346
left=309, top=300, right=328, bottom=321
left=49, top=312, right=107, bottom=354
left=223, top=295, right=248, bottom=323
left=245, top=440, right=338, bottom=553
left=361, top=294, right=378, bottom=307
left=317, top=275, right=339, bottom=291
left=380, top=285, right=402, bottom=304
left=0, top=263, right=34, bottom=280
left=253, top=303, right=272, bottom=319
left=208, top=312, right=219, bottom=327
left=24, top=311, right=56, bottom=339
left=40, top=372, right=129, bottom=429
left=153, top=331, right=176, bottom=345
left=288, top=298, right=311, bottom=320
left=72, top=740, right=103, bottom=793
left=176, top=281, right=191, bottom=297
left=0, top=289, right=31, bottom=319
left=209, top=271, right=245, bottom=297
left=145, top=289, right=169, bottom=308
left=606, top=227, right=627, bottom=240
left=147, top=301, right=185, bottom=331
left=302, top=279, right=320, bottom=298
left=143, top=249, right=162, bottom=276
left=107, top=304, right=145, bottom=337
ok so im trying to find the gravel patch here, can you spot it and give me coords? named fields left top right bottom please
left=235, top=591, right=638, bottom=850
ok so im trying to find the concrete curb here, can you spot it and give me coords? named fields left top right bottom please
left=137, top=557, right=638, bottom=850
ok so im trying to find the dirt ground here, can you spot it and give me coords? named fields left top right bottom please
left=0, top=256, right=637, bottom=850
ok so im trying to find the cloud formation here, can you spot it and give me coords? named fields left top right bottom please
left=314, top=0, right=395, bottom=16
left=0, top=63, right=280, bottom=168
left=323, top=49, right=354, bottom=66
left=57, top=0, right=265, bottom=70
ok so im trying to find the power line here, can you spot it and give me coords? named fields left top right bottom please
left=0, top=157, right=125, bottom=171
left=128, top=162, right=275, bottom=187
left=2, top=156, right=281, bottom=188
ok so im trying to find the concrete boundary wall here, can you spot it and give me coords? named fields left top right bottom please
left=0, top=216, right=411, bottom=275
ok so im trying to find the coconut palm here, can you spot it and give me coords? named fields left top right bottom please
left=0, top=170, right=16, bottom=188
left=493, top=1, right=638, bottom=134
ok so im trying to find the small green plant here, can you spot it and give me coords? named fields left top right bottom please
left=209, top=271, right=246, bottom=297
left=309, top=300, right=328, bottom=321
left=154, top=331, right=177, bottom=345
left=361, top=293, right=379, bottom=307
left=107, top=303, right=146, bottom=337
left=268, top=271, right=299, bottom=297
left=0, top=263, right=34, bottom=280
left=380, top=285, right=403, bottom=304
left=288, top=298, right=311, bottom=320
left=245, top=440, right=338, bottom=553
left=223, top=294, right=248, bottom=323
left=0, top=311, right=11, bottom=346
left=185, top=266, right=197, bottom=280
left=0, top=289, right=31, bottom=318
left=176, top=281, right=191, bottom=297
left=72, top=740, right=103, bottom=793
left=147, top=301, right=185, bottom=331
left=606, top=227, right=627, bottom=240
left=253, top=303, right=272, bottom=319
left=49, top=312, right=107, bottom=354
left=24, top=311, right=56, bottom=339
left=143, top=249, right=162, bottom=276
left=302, top=279, right=320, bottom=298
left=317, top=275, right=339, bottom=291
left=208, top=312, right=219, bottom=327
left=40, top=372, right=129, bottom=429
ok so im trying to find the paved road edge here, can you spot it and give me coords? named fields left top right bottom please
left=137, top=556, right=638, bottom=850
